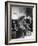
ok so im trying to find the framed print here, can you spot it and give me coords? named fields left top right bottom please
left=5, top=1, right=37, bottom=45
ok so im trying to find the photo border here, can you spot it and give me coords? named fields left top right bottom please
left=5, top=1, right=37, bottom=45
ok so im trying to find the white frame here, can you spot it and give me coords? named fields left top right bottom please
left=5, top=1, right=37, bottom=45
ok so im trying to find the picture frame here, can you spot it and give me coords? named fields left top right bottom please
left=5, top=1, right=37, bottom=45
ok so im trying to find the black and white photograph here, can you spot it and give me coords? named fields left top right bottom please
left=11, top=6, right=33, bottom=38
left=5, top=1, right=37, bottom=44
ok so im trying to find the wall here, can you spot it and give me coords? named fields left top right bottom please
left=0, top=0, right=38, bottom=46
